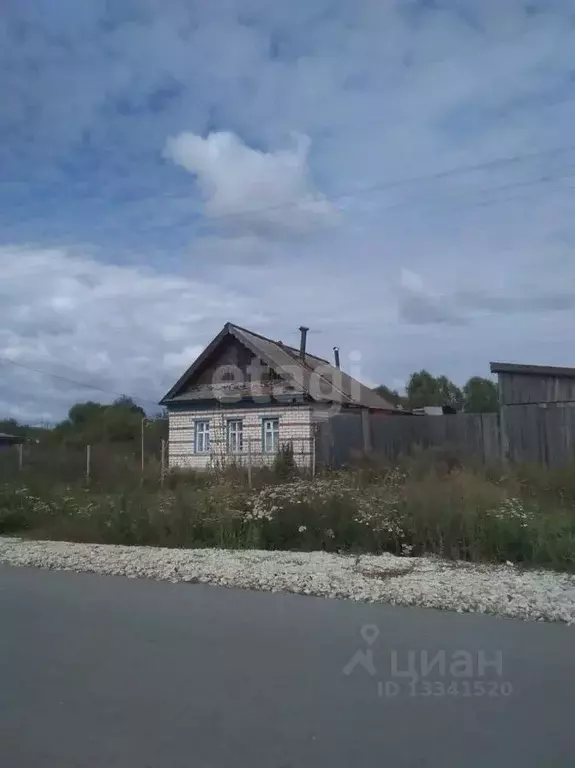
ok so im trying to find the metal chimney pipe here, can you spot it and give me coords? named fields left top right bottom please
left=333, top=346, right=340, bottom=369
left=299, top=326, right=309, bottom=360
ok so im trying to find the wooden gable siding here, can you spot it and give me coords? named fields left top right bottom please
left=180, top=335, right=300, bottom=403
left=188, top=336, right=255, bottom=390
left=499, top=372, right=575, bottom=406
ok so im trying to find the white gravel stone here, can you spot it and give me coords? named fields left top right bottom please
left=1, top=536, right=574, bottom=624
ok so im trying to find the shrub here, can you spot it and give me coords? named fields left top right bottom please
left=272, top=442, right=297, bottom=480
left=1, top=451, right=575, bottom=572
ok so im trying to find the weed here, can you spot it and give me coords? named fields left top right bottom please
left=1, top=447, right=575, bottom=571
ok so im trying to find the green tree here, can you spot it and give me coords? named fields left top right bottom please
left=0, top=418, right=26, bottom=437
left=373, top=384, right=407, bottom=408
left=436, top=375, right=464, bottom=411
left=463, top=377, right=499, bottom=413
left=54, top=397, right=148, bottom=445
left=68, top=401, right=106, bottom=426
left=101, top=406, right=142, bottom=443
left=406, top=370, right=463, bottom=410
left=101, top=396, right=146, bottom=441
left=112, top=396, right=146, bottom=418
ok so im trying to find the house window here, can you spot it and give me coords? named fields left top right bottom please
left=227, top=419, right=243, bottom=453
left=262, top=417, right=279, bottom=453
left=194, top=420, right=210, bottom=453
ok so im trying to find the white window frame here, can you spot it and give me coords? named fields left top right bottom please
left=194, top=420, right=210, bottom=454
left=227, top=419, right=243, bottom=454
left=262, top=417, right=279, bottom=454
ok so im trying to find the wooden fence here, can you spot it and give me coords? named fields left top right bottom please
left=316, top=404, right=575, bottom=468
left=501, top=403, right=575, bottom=466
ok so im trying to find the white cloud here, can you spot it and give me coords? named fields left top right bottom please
left=3, top=240, right=575, bottom=423
left=0, top=245, right=265, bottom=421
left=400, top=269, right=426, bottom=294
left=164, top=130, right=335, bottom=235
left=163, top=346, right=204, bottom=371
left=398, top=268, right=466, bottom=326
left=397, top=266, right=575, bottom=326
left=2, top=0, right=575, bottom=414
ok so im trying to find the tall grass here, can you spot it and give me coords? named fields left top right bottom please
left=1, top=444, right=575, bottom=571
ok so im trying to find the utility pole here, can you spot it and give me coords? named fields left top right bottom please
left=160, top=438, right=166, bottom=488
left=141, top=415, right=170, bottom=481
left=86, top=444, right=91, bottom=485
left=141, top=417, right=147, bottom=480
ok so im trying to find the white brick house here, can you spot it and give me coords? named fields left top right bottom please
left=160, top=323, right=396, bottom=470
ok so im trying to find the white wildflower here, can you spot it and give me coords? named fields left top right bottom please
left=490, top=497, right=534, bottom=525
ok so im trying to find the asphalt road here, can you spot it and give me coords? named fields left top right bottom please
left=1, top=565, right=574, bottom=767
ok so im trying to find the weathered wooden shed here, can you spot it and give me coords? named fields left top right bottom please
left=490, top=362, right=575, bottom=465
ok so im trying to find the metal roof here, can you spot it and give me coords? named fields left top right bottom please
left=490, top=362, right=575, bottom=379
left=161, top=322, right=398, bottom=411
left=0, top=432, right=24, bottom=443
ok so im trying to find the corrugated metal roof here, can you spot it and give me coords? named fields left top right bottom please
left=162, top=322, right=397, bottom=411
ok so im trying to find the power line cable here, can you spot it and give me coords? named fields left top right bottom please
left=2, top=169, right=575, bottom=412
left=192, top=164, right=575, bottom=237
left=357, top=165, right=575, bottom=218
left=0, top=355, right=162, bottom=408
left=2, top=155, right=573, bottom=412
left=193, top=140, right=575, bottom=227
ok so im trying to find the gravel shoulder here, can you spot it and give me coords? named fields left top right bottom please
left=1, top=536, right=574, bottom=624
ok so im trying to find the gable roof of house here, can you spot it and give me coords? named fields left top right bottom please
left=160, top=322, right=397, bottom=411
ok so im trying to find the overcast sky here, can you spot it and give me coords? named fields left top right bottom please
left=2, top=0, right=575, bottom=422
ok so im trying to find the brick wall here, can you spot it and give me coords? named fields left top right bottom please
left=168, top=404, right=315, bottom=470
